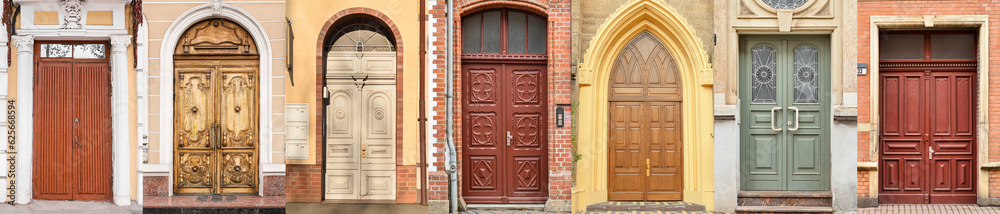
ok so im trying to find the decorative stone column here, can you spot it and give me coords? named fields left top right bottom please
left=12, top=35, right=33, bottom=205
left=110, top=35, right=132, bottom=206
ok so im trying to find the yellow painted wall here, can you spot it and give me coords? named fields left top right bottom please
left=572, top=0, right=715, bottom=212
left=285, top=0, right=421, bottom=166
left=87, top=11, right=115, bottom=26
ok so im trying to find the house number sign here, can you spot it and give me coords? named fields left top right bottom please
left=6, top=100, right=14, bottom=205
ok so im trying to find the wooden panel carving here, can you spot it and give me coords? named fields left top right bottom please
left=176, top=70, right=214, bottom=149
left=176, top=19, right=257, bottom=55
left=220, top=71, right=257, bottom=149
left=177, top=151, right=213, bottom=188
left=220, top=151, right=255, bottom=189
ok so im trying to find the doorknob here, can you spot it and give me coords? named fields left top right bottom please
left=788, top=107, right=800, bottom=131
left=770, top=107, right=782, bottom=131
left=506, top=131, right=512, bottom=147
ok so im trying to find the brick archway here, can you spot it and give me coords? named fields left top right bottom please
left=313, top=7, right=410, bottom=203
left=458, top=0, right=548, bottom=17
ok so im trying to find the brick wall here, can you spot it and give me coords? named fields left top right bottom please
left=428, top=0, right=573, bottom=201
left=857, top=0, right=1000, bottom=199
left=286, top=7, right=417, bottom=203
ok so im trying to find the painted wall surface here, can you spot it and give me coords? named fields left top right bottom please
left=713, top=0, right=857, bottom=212
left=856, top=2, right=1000, bottom=206
left=571, top=0, right=716, bottom=212
left=283, top=0, right=422, bottom=203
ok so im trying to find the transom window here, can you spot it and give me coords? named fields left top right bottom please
left=762, top=0, right=809, bottom=10
left=462, top=9, right=547, bottom=55
left=39, top=43, right=107, bottom=59
left=879, top=31, right=977, bottom=61
left=329, top=18, right=396, bottom=52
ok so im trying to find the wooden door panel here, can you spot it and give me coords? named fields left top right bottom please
left=463, top=64, right=506, bottom=203
left=74, top=62, right=112, bottom=200
left=879, top=71, right=928, bottom=203
left=505, top=64, right=548, bottom=201
left=360, top=170, right=395, bottom=200
left=176, top=151, right=214, bottom=190
left=219, top=151, right=255, bottom=190
left=325, top=85, right=359, bottom=171
left=175, top=69, right=215, bottom=149
left=788, top=133, right=824, bottom=190
left=361, top=87, right=395, bottom=171
left=926, top=72, right=976, bottom=203
left=647, top=102, right=682, bottom=200
left=325, top=171, right=357, bottom=199
left=34, top=62, right=75, bottom=200
left=608, top=102, right=644, bottom=200
left=218, top=70, right=257, bottom=149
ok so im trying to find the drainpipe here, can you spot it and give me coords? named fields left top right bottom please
left=445, top=0, right=459, bottom=212
left=418, top=0, right=428, bottom=206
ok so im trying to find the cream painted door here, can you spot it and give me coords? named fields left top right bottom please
left=325, top=52, right=397, bottom=201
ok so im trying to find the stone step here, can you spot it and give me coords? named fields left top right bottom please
left=465, top=204, right=545, bottom=211
left=737, top=191, right=833, bottom=207
left=585, top=201, right=706, bottom=212
left=735, top=205, right=834, bottom=213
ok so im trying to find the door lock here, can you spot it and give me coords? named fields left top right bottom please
left=929, top=146, right=934, bottom=160
left=506, top=131, right=512, bottom=147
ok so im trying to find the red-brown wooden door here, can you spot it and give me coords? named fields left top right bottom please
left=462, top=63, right=548, bottom=204
left=33, top=51, right=112, bottom=201
left=879, top=70, right=976, bottom=204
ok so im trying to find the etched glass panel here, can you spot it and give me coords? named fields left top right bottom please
left=482, top=11, right=502, bottom=54
left=507, top=11, right=526, bottom=54
left=931, top=33, right=976, bottom=60
left=794, top=45, right=820, bottom=103
left=462, top=14, right=482, bottom=53
left=880, top=33, right=924, bottom=60
left=40, top=44, right=72, bottom=58
left=762, top=0, right=809, bottom=10
left=73, top=44, right=106, bottom=59
left=751, top=45, right=777, bottom=103
left=526, top=15, right=546, bottom=54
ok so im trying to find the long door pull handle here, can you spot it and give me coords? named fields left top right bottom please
left=929, top=146, right=934, bottom=160
left=507, top=131, right=512, bottom=147
left=788, top=107, right=800, bottom=131
left=770, top=107, right=782, bottom=131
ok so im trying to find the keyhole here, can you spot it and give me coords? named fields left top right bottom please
left=787, top=121, right=792, bottom=126
left=235, top=106, right=241, bottom=113
left=191, top=106, right=198, bottom=113
left=192, top=167, right=198, bottom=172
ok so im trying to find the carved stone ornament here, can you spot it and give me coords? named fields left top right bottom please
left=59, top=0, right=87, bottom=29
left=211, top=0, right=223, bottom=16
left=110, top=35, right=132, bottom=53
left=12, top=35, right=35, bottom=53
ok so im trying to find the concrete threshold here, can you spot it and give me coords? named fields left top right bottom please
left=466, top=204, right=545, bottom=211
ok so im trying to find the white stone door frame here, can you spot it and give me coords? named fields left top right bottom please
left=11, top=0, right=133, bottom=206
left=153, top=2, right=277, bottom=196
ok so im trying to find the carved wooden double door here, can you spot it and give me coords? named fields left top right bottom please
left=174, top=66, right=258, bottom=194
left=462, top=63, right=548, bottom=204
left=878, top=31, right=977, bottom=204
left=740, top=36, right=830, bottom=191
left=33, top=42, right=112, bottom=200
left=607, top=32, right=683, bottom=201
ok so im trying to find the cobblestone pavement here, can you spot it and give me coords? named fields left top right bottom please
left=460, top=210, right=710, bottom=214
left=860, top=204, right=1000, bottom=214
left=0, top=200, right=140, bottom=214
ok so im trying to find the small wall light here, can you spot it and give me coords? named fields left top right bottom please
left=858, top=63, right=868, bottom=75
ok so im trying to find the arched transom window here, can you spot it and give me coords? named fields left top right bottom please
left=462, top=9, right=547, bottom=55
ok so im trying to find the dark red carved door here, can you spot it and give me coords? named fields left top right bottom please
left=33, top=42, right=113, bottom=201
left=879, top=31, right=977, bottom=204
left=462, top=63, right=548, bottom=204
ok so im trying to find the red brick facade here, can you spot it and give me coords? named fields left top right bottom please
left=285, top=7, right=417, bottom=203
left=427, top=0, right=573, bottom=202
left=857, top=1, right=1000, bottom=201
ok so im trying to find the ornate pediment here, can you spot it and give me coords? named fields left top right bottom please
left=176, top=18, right=257, bottom=55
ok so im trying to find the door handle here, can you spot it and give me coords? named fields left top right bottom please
left=74, top=140, right=81, bottom=147
left=506, top=131, right=512, bottom=147
left=646, top=159, right=650, bottom=176
left=770, top=107, right=782, bottom=131
left=788, top=107, right=800, bottom=131
left=929, top=146, right=934, bottom=160
left=362, top=144, right=367, bottom=158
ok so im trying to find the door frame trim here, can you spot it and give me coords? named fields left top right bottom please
left=155, top=2, right=277, bottom=196
left=864, top=15, right=991, bottom=203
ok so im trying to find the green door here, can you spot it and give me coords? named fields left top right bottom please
left=740, top=36, right=830, bottom=191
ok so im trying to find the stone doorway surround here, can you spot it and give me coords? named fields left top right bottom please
left=857, top=15, right=994, bottom=206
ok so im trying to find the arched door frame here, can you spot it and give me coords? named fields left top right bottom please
left=157, top=2, right=274, bottom=196
left=575, top=0, right=714, bottom=209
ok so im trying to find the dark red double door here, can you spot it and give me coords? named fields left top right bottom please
left=33, top=44, right=113, bottom=201
left=462, top=63, right=548, bottom=204
left=879, top=70, right=976, bottom=204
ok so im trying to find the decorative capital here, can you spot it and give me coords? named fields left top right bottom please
left=11, top=35, right=35, bottom=53
left=110, top=35, right=132, bottom=53
left=211, top=0, right=223, bottom=15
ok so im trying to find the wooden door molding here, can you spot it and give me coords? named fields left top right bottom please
left=323, top=48, right=398, bottom=201
left=607, top=31, right=683, bottom=201
left=877, top=31, right=977, bottom=204
left=172, top=18, right=260, bottom=195
left=32, top=42, right=113, bottom=201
